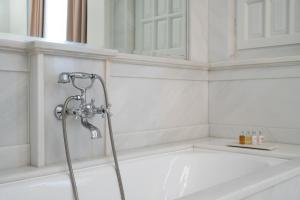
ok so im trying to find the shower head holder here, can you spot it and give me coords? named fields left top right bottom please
left=58, top=72, right=96, bottom=93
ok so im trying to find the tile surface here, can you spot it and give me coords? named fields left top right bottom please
left=209, top=65, right=300, bottom=144
left=0, top=71, right=28, bottom=146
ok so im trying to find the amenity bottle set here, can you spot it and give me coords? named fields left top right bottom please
left=239, top=130, right=264, bottom=145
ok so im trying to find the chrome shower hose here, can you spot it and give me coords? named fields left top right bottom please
left=61, top=79, right=126, bottom=200
left=62, top=96, right=80, bottom=200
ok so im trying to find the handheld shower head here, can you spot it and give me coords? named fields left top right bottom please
left=58, top=72, right=71, bottom=83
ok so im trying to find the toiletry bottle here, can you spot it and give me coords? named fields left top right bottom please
left=239, top=131, right=245, bottom=144
left=246, top=131, right=252, bottom=144
left=252, top=130, right=257, bottom=145
left=258, top=131, right=264, bottom=144
left=244, top=131, right=249, bottom=144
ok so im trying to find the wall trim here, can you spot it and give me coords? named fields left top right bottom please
left=29, top=53, right=45, bottom=167
left=111, top=62, right=208, bottom=81
left=2, top=36, right=299, bottom=72
left=209, top=65, right=300, bottom=81
left=27, top=41, right=117, bottom=60
left=0, top=36, right=208, bottom=70
left=112, top=53, right=208, bottom=70
left=0, top=38, right=28, bottom=53
left=210, top=56, right=300, bottom=71
left=0, top=66, right=29, bottom=73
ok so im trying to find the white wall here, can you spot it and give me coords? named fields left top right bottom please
left=0, top=49, right=29, bottom=170
left=110, top=61, right=208, bottom=150
left=209, top=61, right=300, bottom=145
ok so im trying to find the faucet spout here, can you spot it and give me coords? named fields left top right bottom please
left=81, top=118, right=102, bottom=139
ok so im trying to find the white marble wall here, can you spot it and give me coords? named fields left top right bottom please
left=209, top=64, right=300, bottom=144
left=43, top=57, right=208, bottom=163
left=0, top=39, right=209, bottom=169
left=110, top=62, right=209, bottom=150
left=42, top=57, right=209, bottom=164
left=0, top=50, right=29, bottom=170
left=43, top=55, right=106, bottom=165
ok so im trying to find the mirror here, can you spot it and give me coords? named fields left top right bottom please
left=0, top=0, right=188, bottom=59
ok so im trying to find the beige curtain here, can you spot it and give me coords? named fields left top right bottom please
left=67, top=0, right=87, bottom=43
left=30, top=0, right=44, bottom=37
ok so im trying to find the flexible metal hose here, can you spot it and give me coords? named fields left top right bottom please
left=61, top=76, right=125, bottom=200
left=62, top=96, right=80, bottom=200
left=95, top=75, right=126, bottom=200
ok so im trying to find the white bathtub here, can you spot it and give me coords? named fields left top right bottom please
left=0, top=148, right=299, bottom=200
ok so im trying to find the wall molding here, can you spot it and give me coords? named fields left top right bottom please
left=209, top=56, right=300, bottom=81
left=29, top=54, right=45, bottom=167
left=111, top=62, right=208, bottom=81
left=27, top=41, right=117, bottom=60
left=113, top=53, right=208, bottom=70
left=209, top=65, right=300, bottom=81
left=0, top=36, right=117, bottom=60
left=210, top=56, right=300, bottom=71
left=0, top=36, right=208, bottom=70
left=0, top=38, right=28, bottom=53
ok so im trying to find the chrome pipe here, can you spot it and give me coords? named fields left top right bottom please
left=61, top=96, right=81, bottom=200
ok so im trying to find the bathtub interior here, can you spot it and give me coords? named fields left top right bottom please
left=0, top=148, right=287, bottom=200
left=121, top=149, right=286, bottom=200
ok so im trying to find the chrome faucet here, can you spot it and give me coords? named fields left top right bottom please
left=54, top=72, right=109, bottom=139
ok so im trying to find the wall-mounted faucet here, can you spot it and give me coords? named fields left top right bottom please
left=54, top=72, right=125, bottom=200
left=54, top=72, right=110, bottom=139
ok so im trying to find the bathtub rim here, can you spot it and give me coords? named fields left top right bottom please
left=179, top=156, right=300, bottom=200
left=0, top=141, right=195, bottom=185
left=0, top=138, right=299, bottom=192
